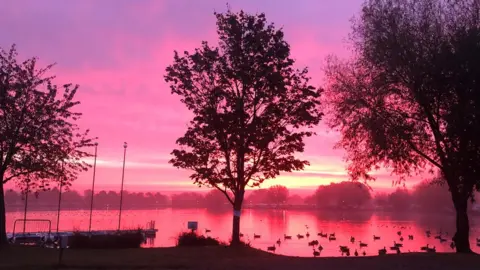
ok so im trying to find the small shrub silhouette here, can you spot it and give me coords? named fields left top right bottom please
left=176, top=232, right=224, bottom=247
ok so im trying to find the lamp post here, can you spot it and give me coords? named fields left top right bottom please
left=56, top=163, right=64, bottom=234
left=88, top=142, right=98, bottom=233
left=22, top=179, right=31, bottom=235
left=118, top=142, right=127, bottom=231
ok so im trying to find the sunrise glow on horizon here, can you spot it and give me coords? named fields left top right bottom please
left=0, top=0, right=431, bottom=194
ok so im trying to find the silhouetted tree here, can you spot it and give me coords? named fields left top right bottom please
left=286, top=194, right=304, bottom=205
left=311, top=182, right=371, bottom=209
left=171, top=192, right=204, bottom=208
left=373, top=192, right=389, bottom=208
left=388, top=188, right=411, bottom=211
left=412, top=179, right=454, bottom=213
left=324, top=0, right=480, bottom=252
left=204, top=189, right=230, bottom=209
left=165, top=9, right=322, bottom=245
left=0, top=45, right=94, bottom=245
left=266, top=185, right=289, bottom=205
left=245, top=189, right=269, bottom=205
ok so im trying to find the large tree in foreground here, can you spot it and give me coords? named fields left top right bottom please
left=325, top=0, right=480, bottom=252
left=0, top=45, right=94, bottom=245
left=165, top=10, right=322, bottom=245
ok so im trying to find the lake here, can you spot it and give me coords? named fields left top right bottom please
left=6, top=208, right=480, bottom=257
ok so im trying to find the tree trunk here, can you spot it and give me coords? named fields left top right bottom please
left=0, top=178, right=8, bottom=247
left=230, top=191, right=244, bottom=246
left=452, top=194, right=472, bottom=253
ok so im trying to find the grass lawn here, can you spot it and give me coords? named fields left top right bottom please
left=1, top=246, right=479, bottom=270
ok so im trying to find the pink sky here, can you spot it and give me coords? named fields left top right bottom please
left=0, top=0, right=430, bottom=194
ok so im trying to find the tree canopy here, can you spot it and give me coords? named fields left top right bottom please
left=308, top=181, right=372, bottom=209
left=0, top=45, right=94, bottom=244
left=266, top=185, right=289, bottom=205
left=165, top=9, right=322, bottom=244
left=324, top=0, right=480, bottom=252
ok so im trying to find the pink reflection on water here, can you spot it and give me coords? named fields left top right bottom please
left=6, top=209, right=480, bottom=257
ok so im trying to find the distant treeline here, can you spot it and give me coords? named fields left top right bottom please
left=4, top=180, right=479, bottom=213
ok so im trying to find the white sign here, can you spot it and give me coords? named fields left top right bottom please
left=187, top=221, right=198, bottom=231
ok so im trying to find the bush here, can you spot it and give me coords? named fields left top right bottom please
left=176, top=232, right=224, bottom=247
left=69, top=231, right=144, bottom=249
left=229, top=239, right=251, bottom=247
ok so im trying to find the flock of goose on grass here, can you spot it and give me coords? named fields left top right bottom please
left=241, top=225, right=480, bottom=257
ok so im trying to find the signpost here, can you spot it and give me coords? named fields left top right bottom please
left=187, top=221, right=198, bottom=233
left=58, top=235, right=68, bottom=266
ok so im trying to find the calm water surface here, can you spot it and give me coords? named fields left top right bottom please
left=6, top=208, right=480, bottom=257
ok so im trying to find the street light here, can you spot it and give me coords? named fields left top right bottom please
left=118, top=142, right=127, bottom=231
left=88, top=142, right=98, bottom=233
left=56, top=163, right=65, bottom=234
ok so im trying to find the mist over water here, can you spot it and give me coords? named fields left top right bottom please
left=6, top=209, right=480, bottom=257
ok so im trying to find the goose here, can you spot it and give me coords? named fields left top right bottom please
left=297, top=234, right=305, bottom=239
left=267, top=245, right=276, bottom=252
left=254, top=233, right=261, bottom=239
left=359, top=241, right=368, bottom=247
left=426, top=230, right=431, bottom=235
left=362, top=250, right=366, bottom=256
left=318, top=232, right=327, bottom=238
left=390, top=246, right=399, bottom=251
left=354, top=249, right=359, bottom=256
left=205, top=229, right=211, bottom=233
left=239, top=233, right=244, bottom=237
left=306, top=232, right=310, bottom=238
left=318, top=244, right=324, bottom=251
left=394, top=241, right=403, bottom=248
left=434, top=235, right=442, bottom=240
left=426, top=246, right=436, bottom=253
left=420, top=244, right=429, bottom=251
left=339, top=245, right=350, bottom=253
left=313, top=249, right=320, bottom=257
left=373, top=235, right=381, bottom=240
left=439, top=237, right=447, bottom=243
left=345, top=249, right=351, bottom=256
left=378, top=247, right=387, bottom=256
left=329, top=233, right=336, bottom=237
left=400, top=236, right=404, bottom=241
left=308, top=240, right=319, bottom=246
left=284, top=234, right=292, bottom=240
left=408, top=235, right=414, bottom=240
left=397, top=231, right=402, bottom=236
left=276, top=238, right=281, bottom=245
left=328, top=235, right=336, bottom=241
left=350, top=236, right=355, bottom=243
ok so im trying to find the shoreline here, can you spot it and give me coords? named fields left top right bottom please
left=5, top=205, right=475, bottom=216
left=1, top=246, right=480, bottom=270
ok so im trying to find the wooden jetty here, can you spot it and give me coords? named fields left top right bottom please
left=8, top=219, right=157, bottom=247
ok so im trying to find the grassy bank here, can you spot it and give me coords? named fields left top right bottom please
left=1, top=246, right=479, bottom=270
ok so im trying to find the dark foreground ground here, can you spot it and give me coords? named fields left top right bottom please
left=1, top=246, right=479, bottom=270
